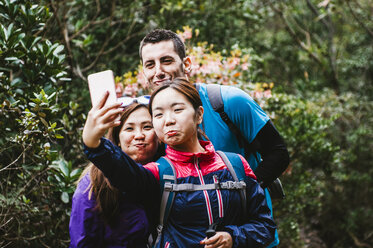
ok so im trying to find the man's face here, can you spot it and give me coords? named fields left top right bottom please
left=141, top=40, right=188, bottom=89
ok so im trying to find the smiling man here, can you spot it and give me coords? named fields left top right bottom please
left=139, top=29, right=289, bottom=248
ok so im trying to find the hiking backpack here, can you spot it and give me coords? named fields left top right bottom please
left=197, top=83, right=285, bottom=197
left=154, top=150, right=247, bottom=247
left=197, top=83, right=261, bottom=163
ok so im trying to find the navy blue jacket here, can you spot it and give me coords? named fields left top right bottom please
left=84, top=138, right=276, bottom=248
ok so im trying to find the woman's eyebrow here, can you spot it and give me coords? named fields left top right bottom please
left=124, top=121, right=152, bottom=125
left=171, top=102, right=185, bottom=107
left=153, top=102, right=185, bottom=111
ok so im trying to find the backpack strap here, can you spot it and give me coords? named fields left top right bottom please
left=216, top=151, right=247, bottom=219
left=156, top=156, right=177, bottom=246
left=206, top=84, right=260, bottom=163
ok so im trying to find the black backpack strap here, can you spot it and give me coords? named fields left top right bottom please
left=206, top=84, right=260, bottom=162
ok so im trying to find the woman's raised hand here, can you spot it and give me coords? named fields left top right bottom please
left=200, top=231, right=233, bottom=248
left=82, top=91, right=123, bottom=148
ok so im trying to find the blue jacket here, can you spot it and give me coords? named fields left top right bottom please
left=84, top=138, right=276, bottom=248
left=69, top=172, right=150, bottom=248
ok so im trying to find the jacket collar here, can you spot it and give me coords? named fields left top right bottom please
left=165, top=140, right=216, bottom=163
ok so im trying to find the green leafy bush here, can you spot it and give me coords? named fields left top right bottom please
left=265, top=90, right=373, bottom=247
left=0, top=1, right=79, bottom=246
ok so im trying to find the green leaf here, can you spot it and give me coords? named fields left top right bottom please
left=47, top=92, right=56, bottom=100
left=5, top=23, right=14, bottom=41
left=22, top=195, right=31, bottom=204
left=5, top=57, right=19, bottom=61
left=55, top=134, right=64, bottom=139
left=53, top=44, right=64, bottom=56
left=70, top=168, right=82, bottom=179
left=40, top=117, right=48, bottom=127
left=10, top=77, right=22, bottom=86
left=0, top=24, right=6, bottom=40
left=58, top=160, right=69, bottom=177
left=54, top=173, right=63, bottom=183
left=31, top=36, right=42, bottom=48
left=61, top=192, right=69, bottom=203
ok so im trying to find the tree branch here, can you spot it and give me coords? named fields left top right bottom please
left=267, top=1, right=322, bottom=65
left=70, top=0, right=103, bottom=40
left=14, top=166, right=49, bottom=202
left=349, top=231, right=372, bottom=248
left=346, top=0, right=373, bottom=39
left=0, top=147, right=29, bottom=172
left=101, top=18, right=144, bottom=55
left=81, top=0, right=117, bottom=73
left=49, top=0, right=74, bottom=75
left=306, top=0, right=339, bottom=90
left=305, top=0, right=331, bottom=30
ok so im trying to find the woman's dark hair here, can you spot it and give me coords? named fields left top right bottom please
left=149, top=77, right=208, bottom=140
left=88, top=103, right=155, bottom=227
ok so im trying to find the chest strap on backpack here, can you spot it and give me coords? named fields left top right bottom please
left=164, top=181, right=246, bottom=192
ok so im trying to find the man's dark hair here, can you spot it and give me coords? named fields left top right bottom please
left=139, top=29, right=186, bottom=62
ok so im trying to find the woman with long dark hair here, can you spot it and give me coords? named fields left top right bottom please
left=70, top=102, right=161, bottom=247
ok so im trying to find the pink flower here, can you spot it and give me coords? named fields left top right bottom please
left=183, top=30, right=192, bottom=40
left=123, top=84, right=138, bottom=97
left=264, top=90, right=272, bottom=98
left=241, top=63, right=249, bottom=71
left=115, top=83, right=124, bottom=98
left=253, top=91, right=263, bottom=99
left=137, top=73, right=148, bottom=89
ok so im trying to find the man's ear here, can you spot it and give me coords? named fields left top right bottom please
left=196, top=106, right=204, bottom=124
left=183, top=56, right=192, bottom=74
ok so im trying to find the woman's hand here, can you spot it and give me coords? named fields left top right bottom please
left=82, top=91, right=123, bottom=148
left=200, top=231, right=233, bottom=248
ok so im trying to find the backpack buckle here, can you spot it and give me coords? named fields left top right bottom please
left=213, top=175, right=221, bottom=189
left=239, top=181, right=246, bottom=188
left=164, top=182, right=173, bottom=191
left=156, top=224, right=163, bottom=235
left=227, top=181, right=236, bottom=189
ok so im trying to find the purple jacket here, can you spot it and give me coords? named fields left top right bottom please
left=69, top=172, right=149, bottom=248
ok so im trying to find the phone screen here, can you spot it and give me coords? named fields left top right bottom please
left=87, top=70, right=117, bottom=107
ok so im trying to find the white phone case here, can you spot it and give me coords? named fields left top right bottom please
left=87, top=70, right=117, bottom=107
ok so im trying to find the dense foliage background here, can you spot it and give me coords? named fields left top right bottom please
left=1, top=0, right=372, bottom=247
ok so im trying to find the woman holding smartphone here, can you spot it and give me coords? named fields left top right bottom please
left=82, top=78, right=276, bottom=248
left=70, top=101, right=161, bottom=248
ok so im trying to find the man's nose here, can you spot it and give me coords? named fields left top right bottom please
left=155, top=64, right=165, bottom=79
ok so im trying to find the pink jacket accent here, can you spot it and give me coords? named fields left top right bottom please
left=144, top=140, right=257, bottom=181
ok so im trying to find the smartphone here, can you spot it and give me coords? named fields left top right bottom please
left=87, top=70, right=117, bottom=107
